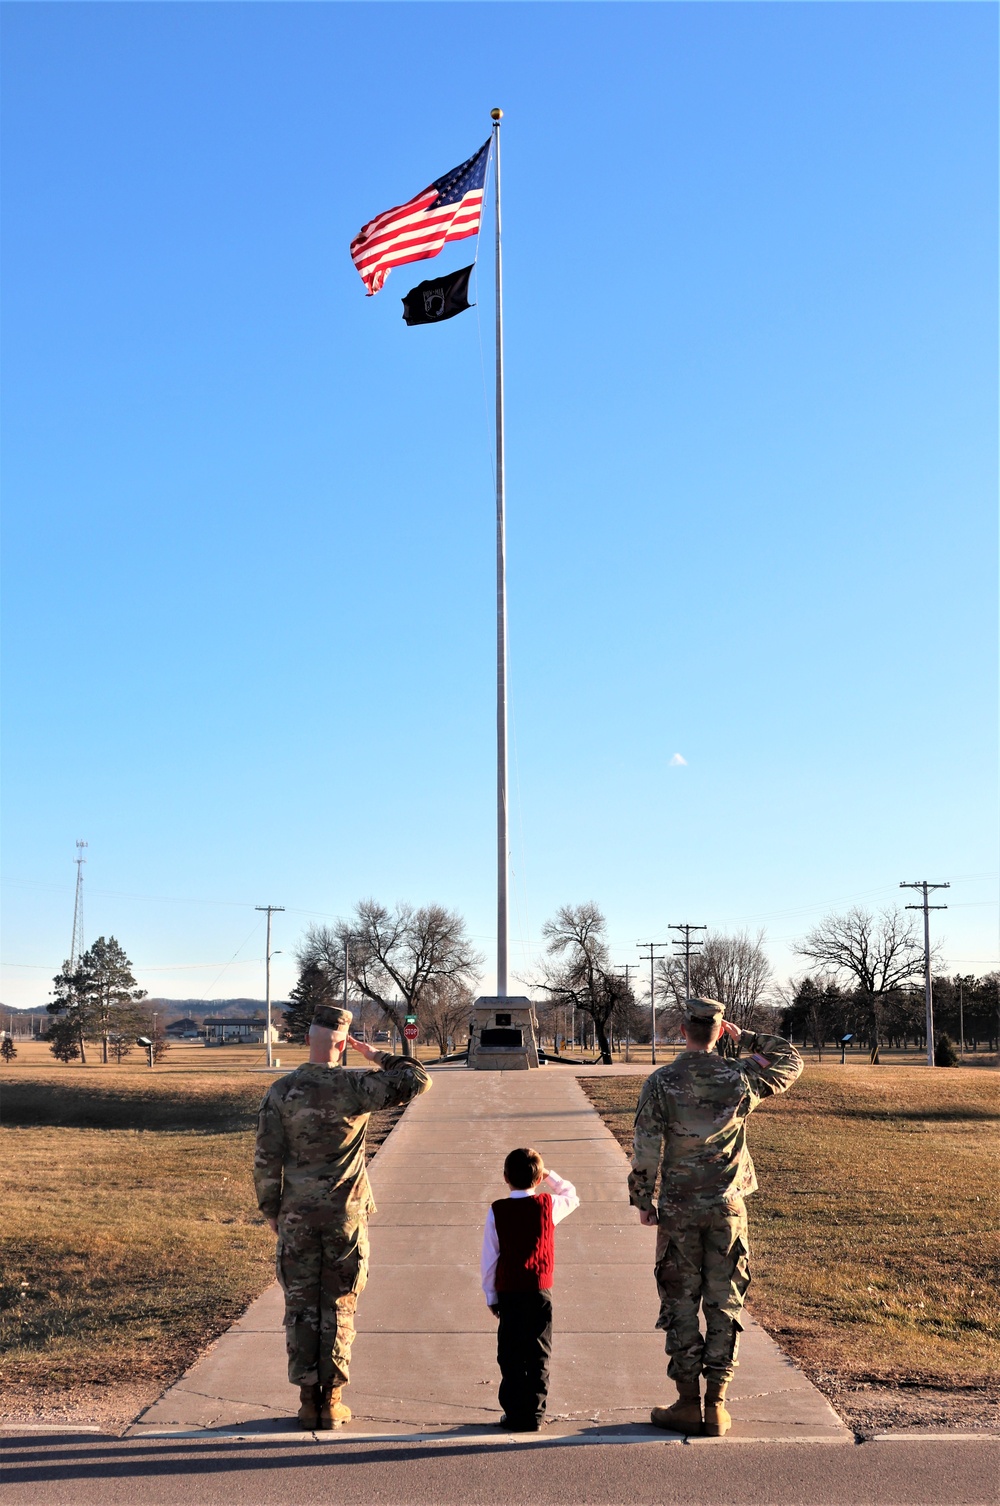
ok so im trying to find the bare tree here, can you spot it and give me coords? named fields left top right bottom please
left=657, top=929, right=776, bottom=1035
left=419, top=976, right=474, bottom=1056
left=779, top=975, right=844, bottom=1059
left=108, top=1032, right=132, bottom=1064
left=150, top=1016, right=171, bottom=1063
left=540, top=902, right=624, bottom=1065
left=611, top=975, right=642, bottom=1049
left=794, top=906, right=925, bottom=1061
left=298, top=900, right=482, bottom=1058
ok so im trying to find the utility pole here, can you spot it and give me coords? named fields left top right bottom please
left=256, top=905, right=285, bottom=1069
left=669, top=923, right=707, bottom=1000
left=343, top=939, right=350, bottom=1064
left=900, top=881, right=949, bottom=1068
left=637, top=941, right=668, bottom=1065
left=958, top=976, right=964, bottom=1059
left=615, top=962, right=639, bottom=1062
left=69, top=840, right=88, bottom=969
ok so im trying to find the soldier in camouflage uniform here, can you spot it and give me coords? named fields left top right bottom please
left=629, top=997, right=802, bottom=1436
left=254, top=1003, right=431, bottom=1428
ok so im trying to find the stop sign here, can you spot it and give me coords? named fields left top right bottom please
left=403, top=1024, right=419, bottom=1041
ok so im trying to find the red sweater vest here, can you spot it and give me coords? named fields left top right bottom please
left=492, top=1193, right=555, bottom=1293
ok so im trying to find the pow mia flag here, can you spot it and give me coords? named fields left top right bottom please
left=401, top=264, right=474, bottom=326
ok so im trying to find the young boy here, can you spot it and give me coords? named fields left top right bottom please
left=480, top=1147, right=580, bottom=1432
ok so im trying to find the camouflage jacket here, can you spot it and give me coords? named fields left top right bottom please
left=253, top=1055, right=431, bottom=1228
left=628, top=1031, right=803, bottom=1215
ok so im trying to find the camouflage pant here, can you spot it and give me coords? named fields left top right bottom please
left=276, top=1219, right=369, bottom=1388
left=653, top=1200, right=751, bottom=1384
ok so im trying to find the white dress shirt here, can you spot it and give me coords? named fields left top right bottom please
left=480, top=1171, right=580, bottom=1306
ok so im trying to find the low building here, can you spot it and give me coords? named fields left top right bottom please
left=203, top=1017, right=278, bottom=1045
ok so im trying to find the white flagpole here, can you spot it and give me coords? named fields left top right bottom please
left=491, top=106, right=508, bottom=999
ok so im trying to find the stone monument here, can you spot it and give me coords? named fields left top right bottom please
left=468, top=996, right=540, bottom=1070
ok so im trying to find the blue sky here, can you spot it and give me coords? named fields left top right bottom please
left=2, top=2, right=996, bottom=1010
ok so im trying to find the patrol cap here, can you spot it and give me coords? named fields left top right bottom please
left=681, top=996, right=725, bottom=1025
left=311, top=1004, right=353, bottom=1033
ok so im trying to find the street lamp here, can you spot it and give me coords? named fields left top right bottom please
left=256, top=906, right=285, bottom=1070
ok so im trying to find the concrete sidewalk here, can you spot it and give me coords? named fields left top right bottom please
left=130, top=1066, right=848, bottom=1443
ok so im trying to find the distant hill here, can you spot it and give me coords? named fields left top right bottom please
left=1, top=998, right=290, bottom=1033
left=146, top=999, right=288, bottom=1021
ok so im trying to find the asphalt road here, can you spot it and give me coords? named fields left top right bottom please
left=3, top=1433, right=998, bottom=1506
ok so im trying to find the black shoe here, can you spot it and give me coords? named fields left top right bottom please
left=498, top=1416, right=541, bottom=1433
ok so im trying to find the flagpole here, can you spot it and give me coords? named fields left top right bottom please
left=491, top=106, right=508, bottom=1000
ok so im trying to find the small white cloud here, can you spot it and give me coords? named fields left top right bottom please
left=669, top=753, right=687, bottom=767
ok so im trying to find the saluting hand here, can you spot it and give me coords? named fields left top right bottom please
left=718, top=1019, right=741, bottom=1043
left=346, top=1034, right=381, bottom=1062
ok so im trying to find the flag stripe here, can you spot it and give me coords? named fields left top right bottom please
left=353, top=206, right=484, bottom=272
left=353, top=194, right=484, bottom=262
left=350, top=140, right=490, bottom=296
left=366, top=223, right=481, bottom=277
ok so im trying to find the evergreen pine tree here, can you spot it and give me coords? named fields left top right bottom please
left=284, top=962, right=337, bottom=1043
left=44, top=1014, right=81, bottom=1063
left=934, top=1032, right=959, bottom=1067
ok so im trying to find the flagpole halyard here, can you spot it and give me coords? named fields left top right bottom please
left=491, top=107, right=508, bottom=1000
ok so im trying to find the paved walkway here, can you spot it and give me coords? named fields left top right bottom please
left=130, top=1066, right=847, bottom=1442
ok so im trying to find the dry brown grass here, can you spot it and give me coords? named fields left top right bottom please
left=580, top=1064, right=1000, bottom=1431
left=5, top=1038, right=449, bottom=1074
left=0, top=1069, right=404, bottom=1424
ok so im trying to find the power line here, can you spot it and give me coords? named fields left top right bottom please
left=900, top=880, right=949, bottom=1068
left=613, top=961, right=640, bottom=1061
left=637, top=941, right=668, bottom=1065
left=669, top=923, right=707, bottom=1000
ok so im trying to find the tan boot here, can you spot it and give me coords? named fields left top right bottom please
left=317, top=1383, right=351, bottom=1429
left=650, top=1378, right=702, bottom=1435
left=296, top=1384, right=321, bottom=1428
left=703, top=1378, right=731, bottom=1436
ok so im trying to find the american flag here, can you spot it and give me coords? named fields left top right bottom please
left=350, top=139, right=491, bottom=296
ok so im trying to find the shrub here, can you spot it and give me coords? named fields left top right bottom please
left=934, top=1033, right=960, bottom=1068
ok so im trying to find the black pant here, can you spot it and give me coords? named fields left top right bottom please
left=496, top=1291, right=553, bottom=1424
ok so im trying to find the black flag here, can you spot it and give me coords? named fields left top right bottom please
left=401, top=264, right=474, bottom=326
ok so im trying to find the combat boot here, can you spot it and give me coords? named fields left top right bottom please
left=317, top=1383, right=351, bottom=1429
left=703, top=1379, right=732, bottom=1436
left=296, top=1384, right=321, bottom=1428
left=650, top=1378, right=702, bottom=1435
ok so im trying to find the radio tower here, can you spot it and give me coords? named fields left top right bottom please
left=69, top=841, right=88, bottom=969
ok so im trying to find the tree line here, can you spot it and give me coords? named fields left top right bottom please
left=38, top=897, right=996, bottom=1068
left=282, top=898, right=783, bottom=1065
left=786, top=906, right=999, bottom=1060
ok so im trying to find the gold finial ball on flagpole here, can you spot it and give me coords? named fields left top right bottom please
left=491, top=108, right=503, bottom=121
